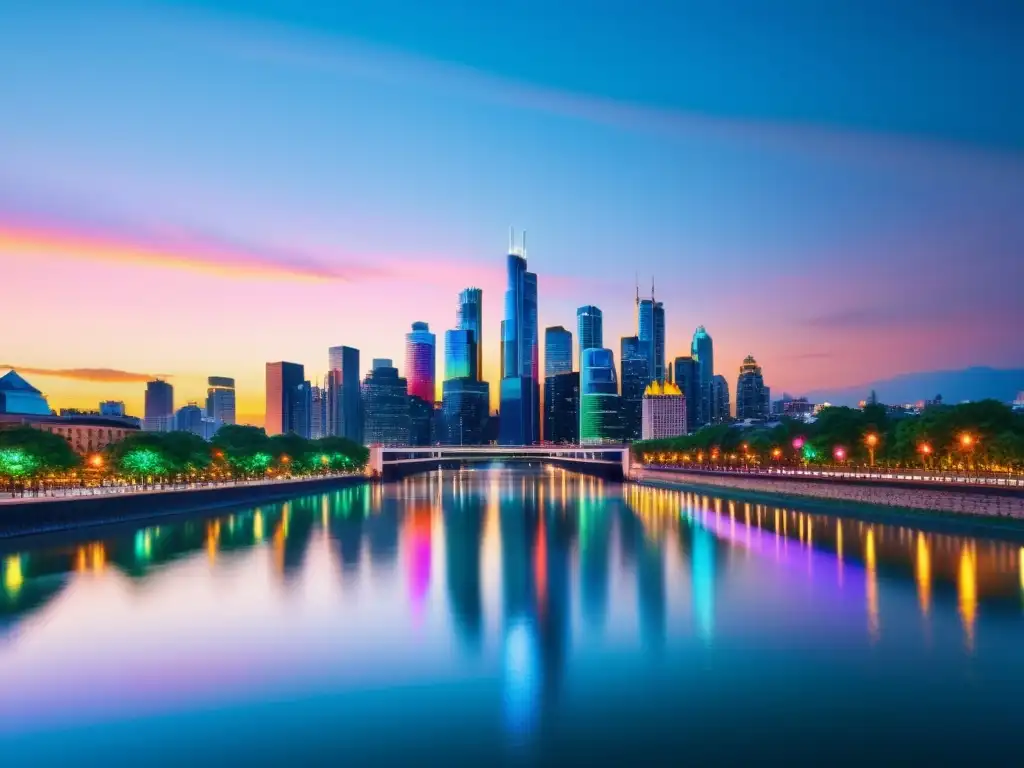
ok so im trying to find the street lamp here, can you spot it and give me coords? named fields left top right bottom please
left=865, top=433, right=879, bottom=467
left=88, top=454, right=104, bottom=469
left=918, top=442, right=932, bottom=469
left=959, top=433, right=977, bottom=472
left=833, top=446, right=846, bottom=465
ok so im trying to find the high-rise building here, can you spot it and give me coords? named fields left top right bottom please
left=327, top=346, right=363, bottom=443
left=310, top=384, right=327, bottom=439
left=362, top=359, right=410, bottom=446
left=544, top=326, right=573, bottom=378
left=406, top=322, right=437, bottom=404
left=205, top=376, right=236, bottom=426
left=293, top=380, right=312, bottom=439
left=691, top=326, right=714, bottom=428
left=544, top=372, right=580, bottom=444
left=619, top=336, right=649, bottom=443
left=445, top=329, right=478, bottom=381
left=175, top=402, right=204, bottom=435
left=457, top=288, right=484, bottom=381
left=576, top=305, right=603, bottom=370
left=265, top=362, right=304, bottom=436
left=144, top=379, right=174, bottom=432
left=580, top=348, right=622, bottom=445
left=710, top=375, right=731, bottom=424
left=637, top=286, right=666, bottom=384
left=441, top=379, right=490, bottom=445
left=408, top=395, right=435, bottom=446
left=499, top=232, right=539, bottom=445
left=736, top=355, right=768, bottom=420
left=642, top=381, right=686, bottom=440
left=673, top=355, right=699, bottom=435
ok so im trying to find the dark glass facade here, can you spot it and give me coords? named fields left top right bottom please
left=499, top=251, right=539, bottom=445
left=619, top=337, right=649, bottom=443
left=690, top=326, right=714, bottom=428
left=710, top=374, right=731, bottom=424
left=362, top=360, right=411, bottom=446
left=205, top=376, right=235, bottom=426
left=441, top=379, right=490, bottom=445
left=736, top=356, right=768, bottom=420
left=544, top=371, right=579, bottom=445
left=408, top=395, right=434, bottom=446
left=457, top=288, right=483, bottom=381
left=544, top=326, right=573, bottom=378
left=576, top=305, right=603, bottom=371
left=637, top=298, right=665, bottom=384
left=144, top=379, right=174, bottom=432
left=445, top=329, right=477, bottom=381
left=265, top=362, right=304, bottom=436
left=327, top=345, right=363, bottom=444
left=580, top=348, right=621, bottom=445
left=673, top=355, right=699, bottom=435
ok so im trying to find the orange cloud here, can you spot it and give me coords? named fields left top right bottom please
left=0, top=221, right=382, bottom=282
left=1, top=365, right=169, bottom=383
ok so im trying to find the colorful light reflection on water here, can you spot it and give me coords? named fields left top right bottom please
left=1, top=468, right=1022, bottom=763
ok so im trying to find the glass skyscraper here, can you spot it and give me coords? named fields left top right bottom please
left=576, top=305, right=603, bottom=370
left=544, top=326, right=573, bottom=378
left=499, top=239, right=539, bottom=445
left=736, top=355, right=768, bottom=420
left=265, top=362, right=305, bottom=436
left=445, top=329, right=477, bottom=381
left=673, top=355, right=699, bottom=435
left=691, top=326, right=714, bottom=428
left=362, top=359, right=411, bottom=446
left=441, top=379, right=490, bottom=445
left=580, top=347, right=622, bottom=445
left=405, top=322, right=436, bottom=404
left=544, top=371, right=580, bottom=444
left=637, top=296, right=665, bottom=384
left=327, top=345, right=363, bottom=444
left=710, top=374, right=731, bottom=423
left=144, top=379, right=174, bottom=432
left=408, top=395, right=434, bottom=446
left=457, top=288, right=483, bottom=382
left=619, top=336, right=648, bottom=443
left=205, top=376, right=235, bottom=426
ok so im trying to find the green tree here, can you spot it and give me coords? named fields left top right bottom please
left=0, top=427, right=80, bottom=485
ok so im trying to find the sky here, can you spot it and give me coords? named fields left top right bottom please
left=1, top=0, right=1022, bottom=425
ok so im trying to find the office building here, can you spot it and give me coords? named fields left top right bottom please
left=441, top=379, right=490, bottom=445
left=362, top=359, right=411, bottom=446
left=144, top=379, right=174, bottom=432
left=619, top=336, right=649, bottom=443
left=293, top=380, right=312, bottom=439
left=637, top=286, right=666, bottom=383
left=576, top=305, right=603, bottom=370
left=642, top=381, right=686, bottom=440
left=544, top=371, right=580, bottom=444
left=499, top=231, right=539, bottom=445
left=457, top=288, right=484, bottom=381
left=445, top=329, right=478, bottom=381
left=736, top=355, right=769, bottom=420
left=406, top=322, right=437, bottom=404
left=327, top=345, right=363, bottom=443
left=408, top=395, right=435, bottom=446
left=2, top=412, right=140, bottom=455
left=544, top=326, right=573, bottom=378
left=310, top=384, right=327, bottom=439
left=673, top=355, right=699, bottom=435
left=691, top=326, right=714, bottom=428
left=205, top=376, right=236, bottom=426
left=0, top=370, right=51, bottom=416
left=174, top=402, right=204, bottom=434
left=710, top=375, right=731, bottom=424
left=99, top=400, right=126, bottom=418
left=580, top=348, right=622, bottom=445
left=265, top=362, right=305, bottom=436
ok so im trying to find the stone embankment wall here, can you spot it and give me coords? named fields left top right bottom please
left=635, top=469, right=1024, bottom=521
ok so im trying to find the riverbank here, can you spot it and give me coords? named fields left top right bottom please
left=0, top=474, right=368, bottom=539
left=633, top=468, right=1024, bottom=529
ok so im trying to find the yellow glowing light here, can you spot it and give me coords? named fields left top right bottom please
left=916, top=533, right=931, bottom=617
left=88, top=454, right=104, bottom=468
left=3, top=554, right=24, bottom=595
left=960, top=433, right=975, bottom=448
left=958, top=543, right=977, bottom=652
left=865, top=434, right=879, bottom=447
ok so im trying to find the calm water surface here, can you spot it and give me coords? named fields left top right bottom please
left=2, top=467, right=1023, bottom=764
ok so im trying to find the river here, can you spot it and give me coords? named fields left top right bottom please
left=1, top=467, right=1022, bottom=764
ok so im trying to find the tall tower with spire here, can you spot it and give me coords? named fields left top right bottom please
left=637, top=279, right=665, bottom=384
left=499, top=229, right=539, bottom=445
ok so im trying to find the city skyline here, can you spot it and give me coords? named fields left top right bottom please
left=2, top=1, right=1022, bottom=425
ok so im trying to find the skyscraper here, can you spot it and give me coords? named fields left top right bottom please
left=441, top=379, right=490, bottom=445
left=691, top=326, right=714, bottom=428
left=205, top=376, right=236, bottom=426
left=445, top=329, right=478, bottom=381
left=710, top=375, right=731, bottom=424
left=637, top=285, right=665, bottom=384
left=327, top=345, right=363, bottom=443
left=265, top=362, right=305, bottom=436
left=673, top=355, right=699, bottom=435
left=174, top=402, right=205, bottom=436
left=457, top=288, right=483, bottom=381
left=362, top=359, right=411, bottom=446
left=499, top=231, right=539, bottom=445
left=310, top=384, right=327, bottom=439
left=406, top=322, right=437, bottom=404
left=408, top=395, right=435, bottom=446
left=736, top=355, right=768, bottom=420
left=544, top=326, right=573, bottom=378
left=544, top=372, right=580, bottom=444
left=144, top=379, right=174, bottom=432
left=619, top=336, right=649, bottom=443
left=642, top=381, right=686, bottom=440
left=576, top=305, right=603, bottom=370
left=580, top=347, right=622, bottom=445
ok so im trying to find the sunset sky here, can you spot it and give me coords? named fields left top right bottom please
left=2, top=0, right=1022, bottom=425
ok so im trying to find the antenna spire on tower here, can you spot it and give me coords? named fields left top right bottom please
left=651, top=276, right=656, bottom=301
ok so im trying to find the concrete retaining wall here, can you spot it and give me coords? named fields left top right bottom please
left=0, top=475, right=368, bottom=539
left=635, top=469, right=1024, bottom=522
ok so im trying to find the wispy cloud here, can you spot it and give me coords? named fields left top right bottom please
left=1, top=365, right=169, bottom=383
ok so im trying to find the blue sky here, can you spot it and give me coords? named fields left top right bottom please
left=1, top=0, right=1021, bottom=419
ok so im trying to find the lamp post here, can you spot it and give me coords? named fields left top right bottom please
left=865, top=433, right=879, bottom=467
left=959, top=433, right=976, bottom=473
left=833, top=446, right=846, bottom=467
left=918, top=442, right=932, bottom=470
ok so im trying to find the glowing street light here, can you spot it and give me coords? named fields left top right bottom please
left=960, top=433, right=975, bottom=449
left=771, top=447, right=782, bottom=460
left=88, top=454, right=104, bottom=469
left=792, top=437, right=805, bottom=451
left=865, top=433, right=879, bottom=466
left=833, top=446, right=846, bottom=463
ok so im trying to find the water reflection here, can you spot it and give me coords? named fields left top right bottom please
left=0, top=469, right=1022, bottom=760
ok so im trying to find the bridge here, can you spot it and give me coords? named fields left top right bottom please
left=369, top=445, right=632, bottom=481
